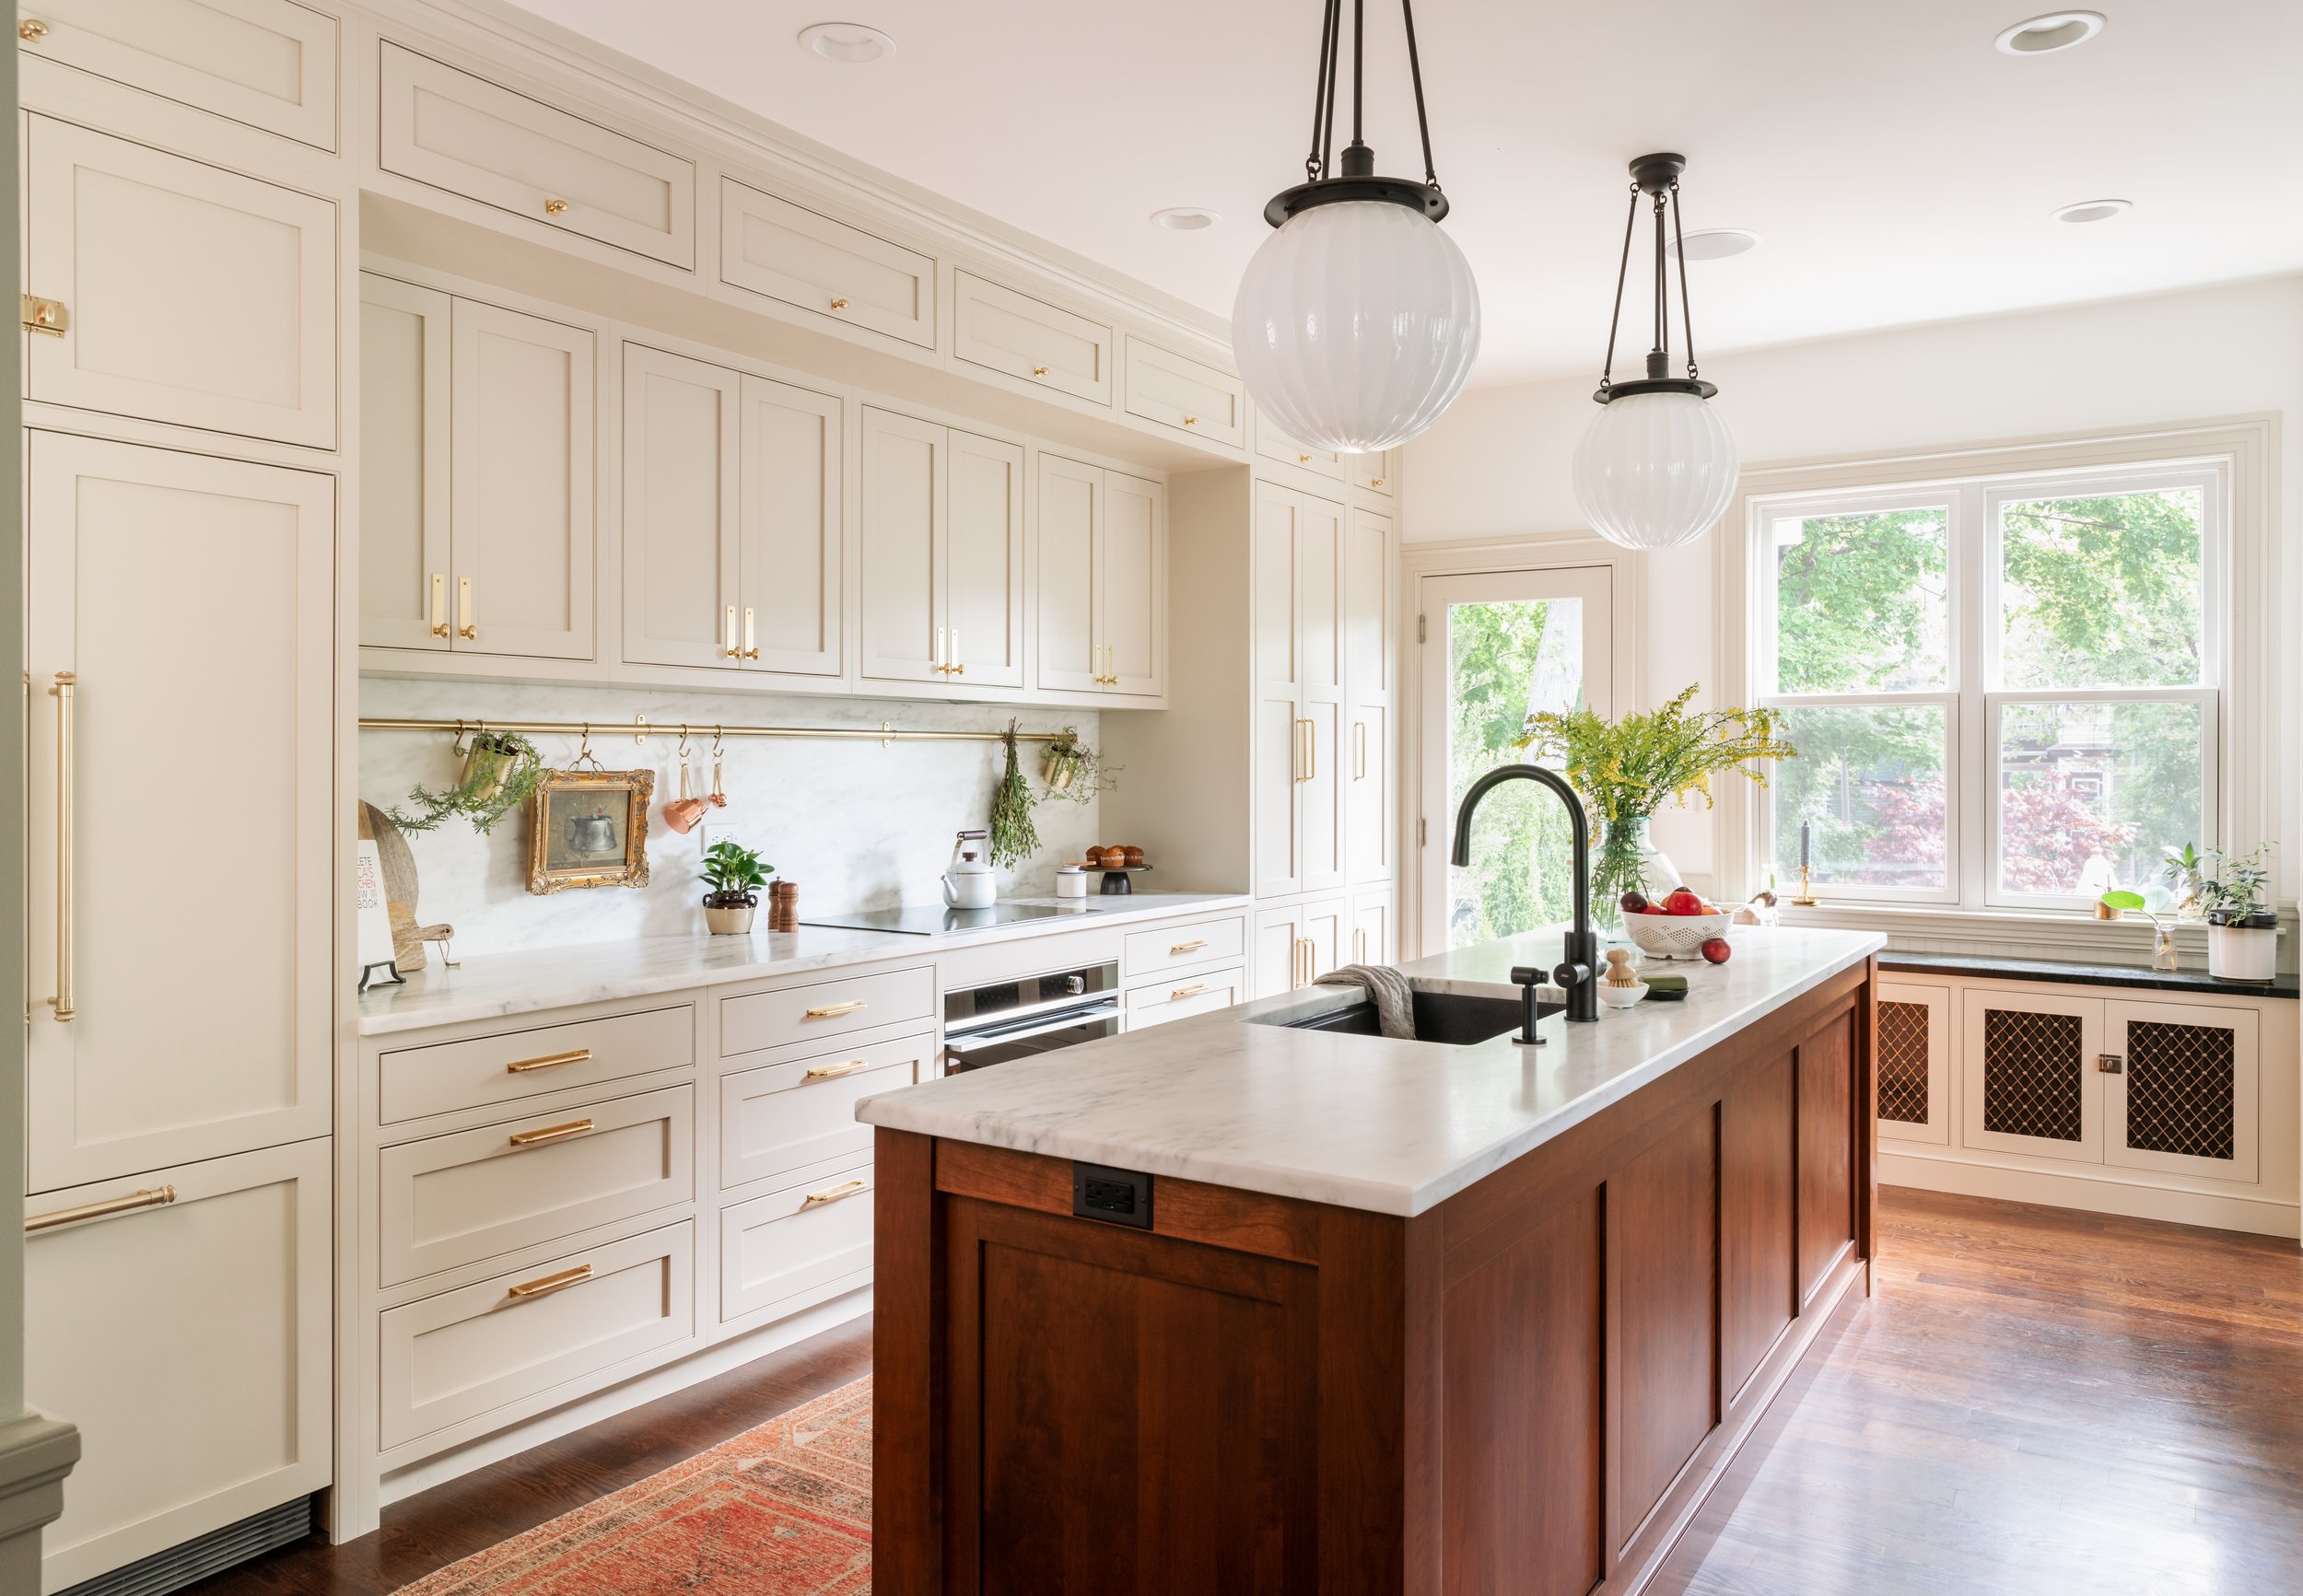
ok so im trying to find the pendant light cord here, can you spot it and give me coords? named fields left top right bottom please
left=1352, top=0, right=1365, bottom=146
left=1399, top=0, right=1439, bottom=187
left=1671, top=183, right=1700, bottom=379
left=1598, top=187, right=1639, bottom=390
left=1306, top=0, right=1342, bottom=181
left=1298, top=0, right=1441, bottom=191
left=1651, top=190, right=1669, bottom=364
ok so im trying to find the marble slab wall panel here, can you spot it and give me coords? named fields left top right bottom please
left=359, top=677, right=1107, bottom=957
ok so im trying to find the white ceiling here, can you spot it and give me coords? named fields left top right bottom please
left=509, top=0, right=2303, bottom=387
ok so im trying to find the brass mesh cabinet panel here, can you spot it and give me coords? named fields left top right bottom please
left=1982, top=1008, right=2085, bottom=1143
left=1877, top=1001, right=1931, bottom=1125
left=2124, top=1021, right=2236, bottom=1162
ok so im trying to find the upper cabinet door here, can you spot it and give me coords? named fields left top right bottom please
left=1123, top=336, right=1245, bottom=448
left=358, top=274, right=452, bottom=652
left=21, top=0, right=341, bottom=149
left=1251, top=406, right=1344, bottom=481
left=1035, top=454, right=1102, bottom=694
left=738, top=375, right=844, bottom=679
left=859, top=406, right=947, bottom=686
left=1296, top=494, right=1347, bottom=892
left=945, top=429, right=1026, bottom=690
left=450, top=300, right=596, bottom=661
left=720, top=178, right=936, bottom=350
left=1350, top=449, right=1397, bottom=497
left=1251, top=483, right=1304, bottom=899
left=25, top=435, right=334, bottom=1188
left=622, top=344, right=741, bottom=670
left=953, top=272, right=1113, bottom=405
left=380, top=43, right=696, bottom=269
left=25, top=117, right=336, bottom=449
left=1344, top=507, right=1394, bottom=701
left=1343, top=507, right=1394, bottom=885
left=1102, top=472, right=1165, bottom=698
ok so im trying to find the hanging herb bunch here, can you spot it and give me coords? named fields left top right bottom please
left=1038, top=728, right=1121, bottom=805
left=391, top=728, right=545, bottom=834
left=986, top=721, right=1041, bottom=869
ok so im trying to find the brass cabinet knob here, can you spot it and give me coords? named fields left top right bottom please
left=544, top=197, right=568, bottom=216
left=1299, top=453, right=1312, bottom=462
left=830, top=296, right=850, bottom=310
left=1183, top=415, right=1198, bottom=426
left=19, top=18, right=48, bottom=41
left=1371, top=476, right=1385, bottom=487
left=1032, top=365, right=1050, bottom=377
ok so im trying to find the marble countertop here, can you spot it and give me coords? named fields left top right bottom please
left=357, top=892, right=1252, bottom=1036
left=1879, top=949, right=2298, bottom=998
left=857, top=926, right=1888, bottom=1216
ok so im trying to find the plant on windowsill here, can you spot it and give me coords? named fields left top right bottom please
left=2161, top=842, right=2277, bottom=982
left=2098, top=890, right=2181, bottom=973
left=699, top=840, right=773, bottom=936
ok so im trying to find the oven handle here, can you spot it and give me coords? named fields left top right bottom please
left=944, top=1000, right=1120, bottom=1054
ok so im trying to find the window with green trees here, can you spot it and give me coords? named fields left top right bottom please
left=1758, top=467, right=2215, bottom=908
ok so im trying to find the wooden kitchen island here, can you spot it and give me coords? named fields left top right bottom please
left=860, top=927, right=1884, bottom=1596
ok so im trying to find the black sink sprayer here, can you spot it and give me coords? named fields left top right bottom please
left=1449, top=764, right=1601, bottom=1036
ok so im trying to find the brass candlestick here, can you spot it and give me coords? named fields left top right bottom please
left=1790, top=863, right=1818, bottom=907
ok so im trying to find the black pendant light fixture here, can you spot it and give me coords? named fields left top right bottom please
left=1230, top=0, right=1481, bottom=454
left=1572, top=154, right=1741, bottom=550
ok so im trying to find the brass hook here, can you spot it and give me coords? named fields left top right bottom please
left=677, top=726, right=693, bottom=759
left=576, top=723, right=598, bottom=770
left=712, top=726, right=725, bottom=758
left=451, top=719, right=472, bottom=757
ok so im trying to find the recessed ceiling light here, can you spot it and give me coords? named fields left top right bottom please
left=1667, top=227, right=1759, bottom=261
left=1994, top=10, right=2105, bottom=54
left=797, top=22, right=895, bottom=64
left=1150, top=206, right=1221, bottom=231
left=2053, top=198, right=2132, bottom=224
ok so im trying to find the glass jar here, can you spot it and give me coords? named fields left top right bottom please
left=1593, top=815, right=1682, bottom=942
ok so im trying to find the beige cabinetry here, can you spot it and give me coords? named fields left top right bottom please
left=26, top=1137, right=332, bottom=1593
left=380, top=41, right=696, bottom=269
left=1122, top=335, right=1246, bottom=447
left=24, top=115, right=337, bottom=449
left=1349, top=449, right=1397, bottom=497
left=359, top=274, right=453, bottom=651
left=1035, top=455, right=1165, bottom=699
left=1251, top=482, right=1346, bottom=899
left=1253, top=897, right=1347, bottom=998
left=720, top=177, right=936, bottom=349
left=26, top=434, right=334, bottom=1192
left=719, top=1032, right=930, bottom=1192
left=18, top=0, right=340, bottom=149
left=1876, top=982, right=1954, bottom=1146
left=1251, top=405, right=1344, bottom=481
left=621, top=344, right=842, bottom=679
left=1350, top=890, right=1395, bottom=968
left=719, top=1164, right=876, bottom=1334
left=859, top=407, right=1024, bottom=691
left=1344, top=506, right=1397, bottom=886
left=953, top=271, right=1113, bottom=404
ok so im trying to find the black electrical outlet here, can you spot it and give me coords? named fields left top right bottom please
left=1072, top=1161, right=1152, bottom=1228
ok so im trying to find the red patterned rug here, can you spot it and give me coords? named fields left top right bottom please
left=392, top=1378, right=872, bottom=1595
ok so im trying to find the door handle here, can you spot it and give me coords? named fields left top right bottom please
left=457, top=577, right=476, bottom=640
left=742, top=606, right=760, bottom=660
left=935, top=626, right=948, bottom=674
left=723, top=605, right=740, bottom=658
left=429, top=573, right=450, bottom=637
left=1303, top=719, right=1316, bottom=782
left=949, top=629, right=964, bottom=676
left=2098, top=1054, right=2125, bottom=1075
left=19, top=294, right=65, bottom=337
left=1354, top=927, right=1367, bottom=963
left=1355, top=720, right=1367, bottom=780
left=47, top=672, right=75, bottom=1021
left=26, top=1184, right=174, bottom=1234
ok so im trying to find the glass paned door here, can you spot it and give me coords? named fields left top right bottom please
left=1419, top=567, right=1615, bottom=952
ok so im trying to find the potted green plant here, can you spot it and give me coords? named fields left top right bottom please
left=2098, top=890, right=2180, bottom=973
left=390, top=728, right=544, bottom=834
left=699, top=840, right=772, bottom=935
left=2162, top=842, right=2277, bottom=981
left=1039, top=728, right=1120, bottom=804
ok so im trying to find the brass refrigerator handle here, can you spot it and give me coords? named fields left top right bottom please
left=1305, top=719, right=1315, bottom=782
left=1355, top=720, right=1366, bottom=780
left=49, top=672, right=74, bottom=1021
left=26, top=1184, right=174, bottom=1234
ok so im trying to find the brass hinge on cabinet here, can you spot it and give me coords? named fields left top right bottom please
left=21, top=296, right=66, bottom=337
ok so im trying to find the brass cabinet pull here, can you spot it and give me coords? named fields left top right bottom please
left=802, top=1058, right=872, bottom=1082
left=1354, top=719, right=1367, bottom=780
left=1032, top=365, right=1050, bottom=377
left=949, top=629, right=963, bottom=675
left=26, top=1184, right=172, bottom=1235
left=1354, top=927, right=1367, bottom=963
left=457, top=576, right=476, bottom=639
left=723, top=605, right=740, bottom=658
left=830, top=297, right=850, bottom=310
left=544, top=197, right=568, bottom=216
left=509, top=1263, right=591, bottom=1299
left=1169, top=938, right=1207, bottom=956
left=429, top=572, right=450, bottom=637
left=742, top=606, right=760, bottom=659
left=1305, top=719, right=1315, bottom=782
left=18, top=19, right=49, bottom=42
left=934, top=626, right=948, bottom=674
left=48, top=672, right=75, bottom=1021
left=509, top=1118, right=594, bottom=1147
left=801, top=1178, right=869, bottom=1209
left=20, top=294, right=66, bottom=337
left=505, top=1047, right=590, bottom=1074
left=1170, top=983, right=1206, bottom=1001
left=804, top=999, right=869, bottom=1019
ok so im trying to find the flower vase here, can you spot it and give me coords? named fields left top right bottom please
left=1593, top=817, right=1682, bottom=944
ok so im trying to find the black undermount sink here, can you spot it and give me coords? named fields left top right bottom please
left=1275, top=987, right=1561, bottom=1045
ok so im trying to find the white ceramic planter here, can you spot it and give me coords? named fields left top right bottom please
left=704, top=903, right=756, bottom=936
left=2207, top=922, right=2278, bottom=982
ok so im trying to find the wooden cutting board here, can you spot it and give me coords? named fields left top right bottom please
left=358, top=802, right=453, bottom=970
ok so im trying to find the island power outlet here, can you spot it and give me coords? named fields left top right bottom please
left=1072, top=1162, right=1153, bottom=1228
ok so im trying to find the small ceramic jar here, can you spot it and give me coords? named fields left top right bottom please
left=1056, top=865, right=1088, bottom=899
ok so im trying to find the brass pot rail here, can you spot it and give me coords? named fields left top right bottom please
left=357, top=715, right=1070, bottom=751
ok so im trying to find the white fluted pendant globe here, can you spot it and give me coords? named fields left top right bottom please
left=1572, top=390, right=1740, bottom=549
left=1231, top=199, right=1480, bottom=454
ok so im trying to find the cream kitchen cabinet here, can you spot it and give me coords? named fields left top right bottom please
left=360, top=277, right=597, bottom=662
left=1251, top=482, right=1346, bottom=899
left=1252, top=405, right=1344, bottom=481
left=1349, top=449, right=1397, bottom=497
left=1350, top=890, right=1395, bottom=969
left=1253, top=897, right=1346, bottom=998
left=18, top=0, right=341, bottom=150
left=1122, top=335, right=1245, bottom=448
left=24, top=115, right=337, bottom=449
left=26, top=434, right=334, bottom=1191
left=720, top=177, right=936, bottom=349
left=953, top=271, right=1114, bottom=405
left=1876, top=982, right=1954, bottom=1147
left=621, top=344, right=842, bottom=679
left=1344, top=506, right=1397, bottom=885
left=26, top=1137, right=332, bottom=1594
left=859, top=407, right=1024, bottom=691
left=1035, top=454, right=1165, bottom=699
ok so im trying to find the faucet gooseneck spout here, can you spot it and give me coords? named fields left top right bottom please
left=1450, top=763, right=1601, bottom=1024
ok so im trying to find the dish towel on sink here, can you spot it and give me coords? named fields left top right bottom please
left=1315, top=963, right=1417, bottom=1039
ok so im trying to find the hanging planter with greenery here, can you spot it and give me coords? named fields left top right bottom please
left=987, top=721, right=1040, bottom=869
left=1038, top=728, right=1121, bottom=805
left=390, top=729, right=544, bottom=834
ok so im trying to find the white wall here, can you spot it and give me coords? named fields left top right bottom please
left=1405, top=275, right=2303, bottom=888
left=359, top=679, right=1104, bottom=958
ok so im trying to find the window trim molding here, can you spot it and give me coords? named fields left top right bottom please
left=1713, top=414, right=2280, bottom=930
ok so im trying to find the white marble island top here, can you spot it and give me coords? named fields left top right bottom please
left=357, top=891, right=1250, bottom=1035
left=857, top=925, right=1887, bottom=1216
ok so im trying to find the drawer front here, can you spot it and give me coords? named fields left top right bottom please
left=24, top=0, right=340, bottom=150
left=380, top=42, right=696, bottom=269
left=1123, top=914, right=1247, bottom=980
left=721, top=177, right=936, bottom=348
left=380, top=1220, right=695, bottom=1451
left=953, top=271, right=1113, bottom=403
left=1126, top=967, right=1245, bottom=1030
left=1252, top=407, right=1344, bottom=480
left=380, top=1086, right=695, bottom=1287
left=1350, top=449, right=1397, bottom=496
left=719, top=966, right=937, bottom=1057
left=380, top=1005, right=696, bottom=1124
left=1124, top=337, right=1245, bottom=447
left=721, top=1032, right=930, bottom=1192
left=719, top=1163, right=874, bottom=1328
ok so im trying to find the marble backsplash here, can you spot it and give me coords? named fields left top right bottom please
left=359, top=677, right=1103, bottom=958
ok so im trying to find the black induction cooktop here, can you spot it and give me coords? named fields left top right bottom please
left=797, top=903, right=1102, bottom=937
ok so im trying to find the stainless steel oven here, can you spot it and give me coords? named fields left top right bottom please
left=941, top=960, right=1122, bottom=1074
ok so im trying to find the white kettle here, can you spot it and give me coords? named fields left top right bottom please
left=941, top=829, right=998, bottom=909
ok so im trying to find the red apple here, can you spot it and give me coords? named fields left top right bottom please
left=1620, top=891, right=1649, bottom=914
left=1664, top=889, right=1707, bottom=917
left=1701, top=938, right=1732, bottom=964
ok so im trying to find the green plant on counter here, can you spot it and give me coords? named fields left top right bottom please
left=390, top=728, right=544, bottom=834
left=1039, top=728, right=1120, bottom=805
left=2162, top=841, right=2273, bottom=923
left=699, top=840, right=773, bottom=908
left=987, top=722, right=1040, bottom=869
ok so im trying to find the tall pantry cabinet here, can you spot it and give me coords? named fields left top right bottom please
left=18, top=17, right=346, bottom=1594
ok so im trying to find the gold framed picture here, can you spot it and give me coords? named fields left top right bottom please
left=527, top=768, right=654, bottom=893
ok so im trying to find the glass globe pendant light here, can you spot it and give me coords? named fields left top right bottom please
left=1572, top=154, right=1739, bottom=550
left=1232, top=0, right=1479, bottom=454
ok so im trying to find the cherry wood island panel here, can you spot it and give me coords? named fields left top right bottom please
left=875, top=956, right=1878, bottom=1596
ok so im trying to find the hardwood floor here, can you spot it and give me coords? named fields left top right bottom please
left=179, top=1188, right=2300, bottom=1595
